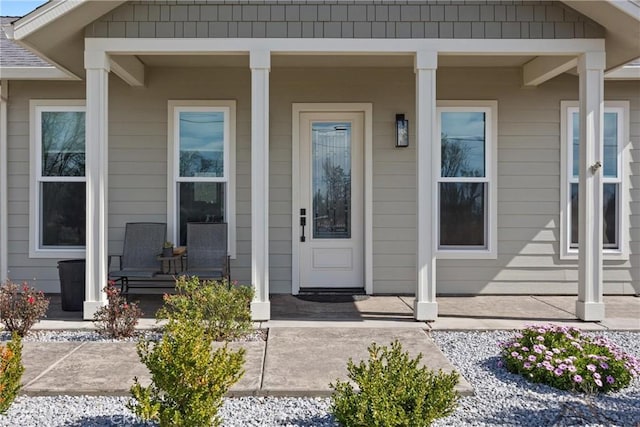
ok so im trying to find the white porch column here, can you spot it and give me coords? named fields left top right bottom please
left=414, top=51, right=438, bottom=321
left=83, top=50, right=110, bottom=320
left=0, top=81, right=8, bottom=282
left=576, top=51, right=606, bottom=321
left=250, top=50, right=271, bottom=321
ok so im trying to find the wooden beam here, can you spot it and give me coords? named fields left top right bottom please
left=109, top=55, right=145, bottom=87
left=523, top=56, right=577, bottom=87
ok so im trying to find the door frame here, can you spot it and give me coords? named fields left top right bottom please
left=292, top=103, right=373, bottom=295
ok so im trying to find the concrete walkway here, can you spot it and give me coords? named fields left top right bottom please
left=16, top=294, right=639, bottom=398
left=19, top=328, right=473, bottom=397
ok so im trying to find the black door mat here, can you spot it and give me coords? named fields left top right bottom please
left=295, top=294, right=370, bottom=303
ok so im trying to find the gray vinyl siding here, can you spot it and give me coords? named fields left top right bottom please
left=6, top=81, right=86, bottom=292
left=85, top=0, right=605, bottom=39
left=5, top=68, right=638, bottom=295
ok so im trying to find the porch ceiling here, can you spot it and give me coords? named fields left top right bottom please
left=135, top=54, right=534, bottom=68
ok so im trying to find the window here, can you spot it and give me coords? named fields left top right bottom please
left=560, top=101, right=629, bottom=260
left=436, top=101, right=497, bottom=258
left=168, top=101, right=236, bottom=257
left=29, top=100, right=86, bottom=258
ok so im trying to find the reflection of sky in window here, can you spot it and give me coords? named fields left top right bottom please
left=179, top=112, right=224, bottom=177
left=312, top=122, right=351, bottom=194
left=180, top=112, right=224, bottom=151
left=441, top=112, right=485, bottom=177
left=42, top=111, right=85, bottom=176
left=572, top=112, right=618, bottom=178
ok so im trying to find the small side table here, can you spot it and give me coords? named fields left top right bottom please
left=157, top=246, right=186, bottom=274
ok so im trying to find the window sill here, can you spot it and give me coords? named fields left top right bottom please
left=436, top=249, right=497, bottom=260
left=560, top=249, right=629, bottom=262
left=29, top=248, right=86, bottom=259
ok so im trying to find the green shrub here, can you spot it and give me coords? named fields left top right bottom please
left=93, top=281, right=143, bottom=339
left=0, top=333, right=24, bottom=414
left=0, top=280, right=49, bottom=337
left=158, top=276, right=254, bottom=341
left=129, top=311, right=245, bottom=426
left=501, top=324, right=640, bottom=394
left=330, top=340, right=459, bottom=427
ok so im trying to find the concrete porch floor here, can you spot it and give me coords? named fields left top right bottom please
left=38, top=293, right=640, bottom=331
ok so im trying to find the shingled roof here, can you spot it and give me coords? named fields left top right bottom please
left=1, top=16, right=52, bottom=67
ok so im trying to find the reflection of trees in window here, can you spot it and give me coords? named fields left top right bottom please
left=439, top=134, right=485, bottom=246
left=42, top=112, right=85, bottom=176
left=441, top=134, right=482, bottom=178
left=314, top=159, right=351, bottom=238
left=41, top=182, right=85, bottom=246
left=179, top=151, right=223, bottom=177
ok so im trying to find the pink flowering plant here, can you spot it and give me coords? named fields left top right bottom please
left=0, top=280, right=50, bottom=337
left=501, top=324, right=640, bottom=394
left=93, top=281, right=143, bottom=338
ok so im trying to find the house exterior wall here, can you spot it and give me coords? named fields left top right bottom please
left=84, top=0, right=605, bottom=39
left=6, top=66, right=638, bottom=294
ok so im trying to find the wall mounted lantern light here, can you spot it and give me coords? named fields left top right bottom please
left=395, top=114, right=409, bottom=148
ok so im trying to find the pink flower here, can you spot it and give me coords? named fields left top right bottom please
left=600, top=362, right=609, bottom=370
left=595, top=379, right=603, bottom=387
left=586, top=364, right=596, bottom=372
left=523, top=362, right=532, bottom=369
left=573, top=375, right=583, bottom=383
left=528, top=355, right=537, bottom=362
left=27, top=296, right=35, bottom=304
left=554, top=368, right=564, bottom=376
left=606, top=376, right=615, bottom=384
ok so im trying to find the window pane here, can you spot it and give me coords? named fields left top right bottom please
left=312, top=122, right=351, bottom=239
left=570, top=183, right=579, bottom=246
left=179, top=111, right=225, bottom=178
left=439, top=182, right=485, bottom=247
left=178, top=182, right=224, bottom=246
left=41, top=182, right=85, bottom=246
left=570, top=183, right=618, bottom=248
left=41, top=111, right=85, bottom=177
left=603, top=183, right=618, bottom=247
left=603, top=112, right=618, bottom=178
left=571, top=111, right=618, bottom=178
left=441, top=112, right=486, bottom=177
left=572, top=112, right=579, bottom=178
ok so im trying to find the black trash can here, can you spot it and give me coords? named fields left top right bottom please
left=57, top=259, right=86, bottom=311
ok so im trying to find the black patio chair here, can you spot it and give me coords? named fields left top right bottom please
left=182, top=222, right=230, bottom=282
left=109, top=222, right=167, bottom=294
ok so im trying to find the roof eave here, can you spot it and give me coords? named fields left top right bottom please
left=0, top=66, right=78, bottom=80
left=11, top=0, right=86, bottom=40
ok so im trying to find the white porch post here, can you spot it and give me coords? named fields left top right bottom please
left=83, top=50, right=110, bottom=320
left=0, top=81, right=8, bottom=282
left=576, top=51, right=606, bottom=321
left=250, top=49, right=271, bottom=321
left=414, top=50, right=438, bottom=321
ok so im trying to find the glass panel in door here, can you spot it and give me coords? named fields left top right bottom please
left=312, top=122, right=351, bottom=239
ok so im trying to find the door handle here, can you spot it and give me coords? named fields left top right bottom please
left=300, top=208, right=306, bottom=242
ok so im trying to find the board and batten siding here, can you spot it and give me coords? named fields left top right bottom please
left=5, top=67, right=638, bottom=295
left=85, top=0, right=605, bottom=40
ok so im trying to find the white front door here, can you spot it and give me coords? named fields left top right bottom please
left=298, top=112, right=364, bottom=288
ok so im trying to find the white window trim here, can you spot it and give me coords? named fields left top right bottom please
left=167, top=100, right=236, bottom=258
left=435, top=100, right=498, bottom=259
left=560, top=100, right=630, bottom=261
left=29, top=99, right=86, bottom=259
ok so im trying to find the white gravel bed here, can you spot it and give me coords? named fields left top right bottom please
left=0, top=331, right=637, bottom=426
left=0, top=329, right=267, bottom=343
left=0, top=396, right=335, bottom=427
left=431, top=330, right=640, bottom=427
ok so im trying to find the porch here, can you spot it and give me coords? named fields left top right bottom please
left=75, top=37, right=612, bottom=323
left=40, top=294, right=640, bottom=331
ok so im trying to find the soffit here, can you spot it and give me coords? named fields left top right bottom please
left=137, top=54, right=532, bottom=68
